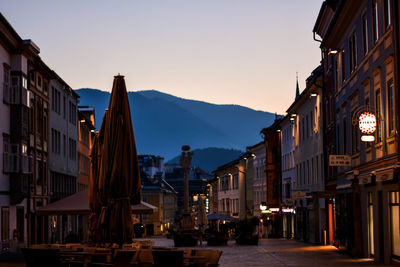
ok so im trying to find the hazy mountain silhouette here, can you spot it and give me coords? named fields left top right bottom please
left=167, top=147, right=244, bottom=174
left=76, top=88, right=275, bottom=160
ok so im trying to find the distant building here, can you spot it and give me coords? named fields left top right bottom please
left=261, top=119, right=283, bottom=237
left=138, top=155, right=177, bottom=236
left=77, top=108, right=95, bottom=192
left=279, top=114, right=296, bottom=239
left=164, top=164, right=209, bottom=212
left=48, top=73, right=79, bottom=203
left=247, top=142, right=266, bottom=218
left=286, top=66, right=325, bottom=243
left=214, top=158, right=244, bottom=219
left=139, top=155, right=165, bottom=179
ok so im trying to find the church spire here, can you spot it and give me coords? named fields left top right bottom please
left=295, top=72, right=300, bottom=99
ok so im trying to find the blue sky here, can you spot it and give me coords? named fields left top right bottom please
left=2, top=0, right=323, bottom=113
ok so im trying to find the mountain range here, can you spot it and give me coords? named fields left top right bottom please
left=166, top=147, right=244, bottom=174
left=76, top=88, right=275, bottom=161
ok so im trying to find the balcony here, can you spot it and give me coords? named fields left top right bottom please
left=2, top=153, right=32, bottom=174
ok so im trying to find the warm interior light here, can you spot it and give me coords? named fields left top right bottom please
left=328, top=49, right=338, bottom=55
left=290, top=113, right=297, bottom=117
left=276, top=129, right=281, bottom=132
left=90, top=130, right=95, bottom=132
left=361, top=135, right=375, bottom=142
left=310, top=92, right=318, bottom=97
left=80, top=119, right=85, bottom=122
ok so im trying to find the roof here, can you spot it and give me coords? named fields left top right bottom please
left=36, top=190, right=157, bottom=215
left=285, top=66, right=322, bottom=114
left=246, top=141, right=264, bottom=151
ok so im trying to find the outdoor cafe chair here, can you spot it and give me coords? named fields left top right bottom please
left=135, top=249, right=154, bottom=267
left=152, top=249, right=184, bottom=267
left=22, top=247, right=61, bottom=267
left=113, top=249, right=138, bottom=267
left=193, top=250, right=222, bottom=267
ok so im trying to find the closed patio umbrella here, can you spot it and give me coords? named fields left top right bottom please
left=90, top=75, right=141, bottom=245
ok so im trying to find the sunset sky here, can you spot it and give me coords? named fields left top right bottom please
left=2, top=0, right=323, bottom=114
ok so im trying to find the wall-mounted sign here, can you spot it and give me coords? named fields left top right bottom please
left=329, top=155, right=351, bottom=166
left=292, top=191, right=306, bottom=200
left=359, top=112, right=376, bottom=134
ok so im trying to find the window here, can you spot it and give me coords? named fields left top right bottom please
left=1, top=207, right=9, bottom=242
left=373, top=1, right=379, bottom=43
left=51, top=87, right=61, bottom=114
left=3, top=64, right=10, bottom=103
left=310, top=110, right=313, bottom=135
left=362, top=14, right=369, bottom=55
left=352, top=111, right=360, bottom=154
left=385, top=0, right=391, bottom=29
left=63, top=134, right=66, bottom=158
left=285, top=183, right=291, bottom=199
left=69, top=138, right=77, bottom=161
left=69, top=101, right=76, bottom=125
left=387, top=78, right=395, bottom=134
left=341, top=49, right=346, bottom=83
left=302, top=118, right=305, bottom=141
left=336, top=124, right=341, bottom=154
left=306, top=115, right=309, bottom=138
left=367, top=192, right=375, bottom=256
left=375, top=89, right=382, bottom=142
left=349, top=32, right=357, bottom=72
left=389, top=191, right=400, bottom=258
left=343, top=118, right=347, bottom=154
left=3, top=137, right=10, bottom=173
left=51, top=129, right=61, bottom=154
left=63, top=96, right=66, bottom=119
left=10, top=76, right=19, bottom=104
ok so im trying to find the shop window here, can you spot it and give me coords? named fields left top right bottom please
left=368, top=192, right=374, bottom=256
left=389, top=191, right=400, bottom=258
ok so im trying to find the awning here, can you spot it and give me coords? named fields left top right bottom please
left=37, top=190, right=157, bottom=216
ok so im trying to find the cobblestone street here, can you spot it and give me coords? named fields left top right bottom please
left=0, top=237, right=393, bottom=267
left=140, top=237, right=392, bottom=267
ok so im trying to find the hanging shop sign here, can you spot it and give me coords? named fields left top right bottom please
left=359, top=112, right=376, bottom=134
left=329, top=155, right=351, bottom=166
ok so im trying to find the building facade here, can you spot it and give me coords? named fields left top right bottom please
left=248, top=142, right=266, bottom=218
left=314, top=0, right=400, bottom=263
left=287, top=67, right=325, bottom=244
left=279, top=114, right=296, bottom=239
left=77, top=107, right=95, bottom=192
left=49, top=74, right=79, bottom=202
left=261, top=120, right=282, bottom=238
left=0, top=13, right=37, bottom=247
left=214, top=158, right=244, bottom=219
